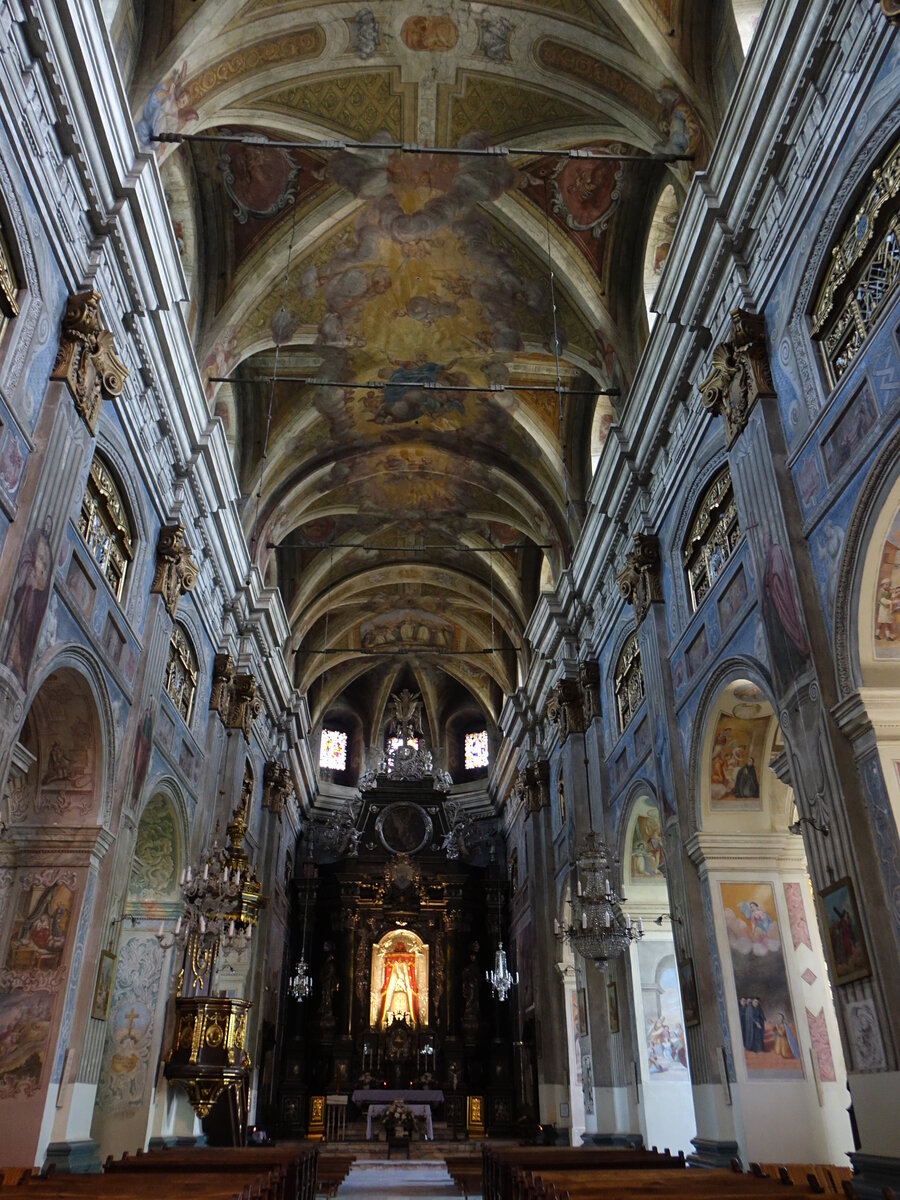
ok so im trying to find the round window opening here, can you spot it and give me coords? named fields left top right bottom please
left=376, top=802, right=433, bottom=855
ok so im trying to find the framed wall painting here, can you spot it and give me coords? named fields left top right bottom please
left=678, top=957, right=701, bottom=1027
left=818, top=876, right=871, bottom=985
left=606, top=981, right=620, bottom=1034
left=91, top=949, right=116, bottom=1020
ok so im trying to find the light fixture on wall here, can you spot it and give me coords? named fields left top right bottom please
left=554, top=755, right=643, bottom=972
left=288, top=853, right=314, bottom=1002
left=653, top=912, right=684, bottom=926
left=788, top=814, right=830, bottom=837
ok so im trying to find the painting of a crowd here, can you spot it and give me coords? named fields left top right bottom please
left=721, top=882, right=804, bottom=1078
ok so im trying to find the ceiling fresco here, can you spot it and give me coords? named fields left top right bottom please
left=127, top=0, right=729, bottom=765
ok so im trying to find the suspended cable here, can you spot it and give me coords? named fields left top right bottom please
left=153, top=131, right=691, bottom=164
left=210, top=375, right=617, bottom=397
left=543, top=176, right=572, bottom=531
left=249, top=201, right=299, bottom=563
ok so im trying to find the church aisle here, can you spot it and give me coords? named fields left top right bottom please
left=332, top=1158, right=465, bottom=1199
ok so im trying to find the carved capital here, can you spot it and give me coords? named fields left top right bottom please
left=578, top=659, right=601, bottom=725
left=209, top=653, right=234, bottom=716
left=262, top=760, right=293, bottom=816
left=524, top=759, right=551, bottom=814
left=151, top=524, right=200, bottom=618
left=547, top=678, right=586, bottom=741
left=882, top=0, right=900, bottom=23
left=699, top=309, right=774, bottom=446
left=616, top=533, right=663, bottom=624
left=227, top=673, right=263, bottom=741
left=50, top=290, right=129, bottom=434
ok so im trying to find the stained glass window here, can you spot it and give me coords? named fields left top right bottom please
left=387, top=735, right=418, bottom=766
left=614, top=631, right=644, bottom=733
left=812, top=138, right=900, bottom=385
left=319, top=729, right=348, bottom=771
left=464, top=730, right=489, bottom=770
left=683, top=467, right=741, bottom=611
left=165, top=623, right=198, bottom=723
left=79, top=456, right=133, bottom=600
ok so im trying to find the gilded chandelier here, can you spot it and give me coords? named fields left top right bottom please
left=555, top=831, right=643, bottom=972
left=157, top=796, right=264, bottom=965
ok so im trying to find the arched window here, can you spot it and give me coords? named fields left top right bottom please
left=683, top=467, right=741, bottom=610
left=165, top=622, right=198, bottom=722
left=79, top=454, right=134, bottom=600
left=0, top=223, right=19, bottom=342
left=463, top=729, right=489, bottom=770
left=614, top=631, right=644, bottom=733
left=812, top=137, right=900, bottom=386
left=320, top=728, right=348, bottom=771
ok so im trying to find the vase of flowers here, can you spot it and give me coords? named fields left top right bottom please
left=382, top=1098, right=416, bottom=1139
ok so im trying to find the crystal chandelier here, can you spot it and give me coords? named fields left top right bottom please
left=486, top=942, right=519, bottom=1002
left=555, top=830, right=643, bottom=972
left=157, top=794, right=264, bottom=965
left=486, top=864, right=518, bottom=1001
left=288, top=856, right=314, bottom=1002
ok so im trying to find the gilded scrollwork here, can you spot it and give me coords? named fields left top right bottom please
left=699, top=308, right=774, bottom=445
left=151, top=524, right=199, bottom=618
left=50, top=290, right=129, bottom=434
left=616, top=532, right=663, bottom=624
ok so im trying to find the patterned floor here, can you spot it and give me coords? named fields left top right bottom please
left=333, top=1158, right=465, bottom=1198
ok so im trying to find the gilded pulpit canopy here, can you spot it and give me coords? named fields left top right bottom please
left=370, top=928, right=429, bottom=1030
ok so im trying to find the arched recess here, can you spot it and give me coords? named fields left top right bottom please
left=620, top=788, right=696, bottom=1156
left=847, top=464, right=900, bottom=831
left=370, top=929, right=430, bottom=1030
left=692, top=676, right=851, bottom=1167
left=92, top=785, right=186, bottom=1160
left=0, top=660, right=110, bottom=1164
left=731, top=1, right=765, bottom=54
left=642, top=183, right=680, bottom=326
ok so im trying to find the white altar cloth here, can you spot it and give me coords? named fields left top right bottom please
left=365, top=1102, right=434, bottom=1141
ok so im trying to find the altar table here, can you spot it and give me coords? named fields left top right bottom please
left=352, top=1090, right=444, bottom=1142
left=364, top=1102, right=434, bottom=1141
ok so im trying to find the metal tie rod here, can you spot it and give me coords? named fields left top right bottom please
left=209, top=375, right=618, bottom=397
left=153, top=132, right=691, bottom=163
left=299, top=646, right=517, bottom=656
left=271, top=541, right=550, bottom=551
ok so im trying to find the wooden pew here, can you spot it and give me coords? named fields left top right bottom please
left=104, top=1144, right=318, bottom=1200
left=754, top=1163, right=853, bottom=1194
left=446, top=1155, right=484, bottom=1198
left=316, top=1152, right=355, bottom=1197
left=3, top=1169, right=274, bottom=1199
left=511, top=1166, right=835, bottom=1200
left=482, top=1146, right=682, bottom=1200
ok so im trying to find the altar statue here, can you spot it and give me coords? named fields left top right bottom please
left=379, top=940, right=419, bottom=1028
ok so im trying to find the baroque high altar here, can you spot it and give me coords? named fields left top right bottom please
left=0, top=0, right=898, bottom=1191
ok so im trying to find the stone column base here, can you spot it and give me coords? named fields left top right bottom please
left=687, top=1136, right=741, bottom=1169
left=147, top=1135, right=208, bottom=1151
left=581, top=1132, right=645, bottom=1149
left=44, top=1140, right=101, bottom=1174
left=849, top=1153, right=900, bottom=1200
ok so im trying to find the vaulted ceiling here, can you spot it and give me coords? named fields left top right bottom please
left=117, top=0, right=738, bottom=763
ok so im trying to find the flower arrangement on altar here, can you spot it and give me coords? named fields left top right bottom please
left=381, top=1098, right=416, bottom=1138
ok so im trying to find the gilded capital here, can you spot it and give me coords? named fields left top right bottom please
left=211, top=665, right=262, bottom=741
left=699, top=308, right=774, bottom=446
left=524, top=759, right=551, bottom=814
left=547, top=678, right=586, bottom=741
left=578, top=659, right=601, bottom=725
left=616, top=532, right=663, bottom=625
left=50, top=290, right=129, bottom=434
left=882, top=0, right=900, bottom=23
left=150, top=523, right=200, bottom=618
left=210, top=652, right=234, bottom=716
left=262, top=760, right=293, bottom=816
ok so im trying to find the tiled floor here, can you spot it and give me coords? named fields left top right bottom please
left=334, top=1158, right=466, bottom=1198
